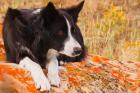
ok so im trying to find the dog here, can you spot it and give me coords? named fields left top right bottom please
left=2, top=1, right=85, bottom=91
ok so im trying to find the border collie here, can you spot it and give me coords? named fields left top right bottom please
left=2, top=1, right=85, bottom=91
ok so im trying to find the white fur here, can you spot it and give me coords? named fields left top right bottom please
left=32, top=9, right=41, bottom=14
left=59, top=16, right=81, bottom=57
left=19, top=57, right=50, bottom=91
left=46, top=49, right=60, bottom=87
left=60, top=61, right=65, bottom=65
left=47, top=57, right=60, bottom=87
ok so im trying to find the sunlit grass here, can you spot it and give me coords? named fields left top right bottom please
left=78, top=0, right=140, bottom=61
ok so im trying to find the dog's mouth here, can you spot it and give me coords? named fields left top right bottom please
left=71, top=52, right=81, bottom=57
left=59, top=52, right=81, bottom=58
left=58, top=46, right=83, bottom=57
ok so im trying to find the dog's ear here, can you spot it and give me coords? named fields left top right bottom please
left=5, top=8, right=29, bottom=37
left=6, top=8, right=26, bottom=27
left=65, top=0, right=84, bottom=22
left=6, top=8, right=20, bottom=19
left=41, top=2, right=58, bottom=26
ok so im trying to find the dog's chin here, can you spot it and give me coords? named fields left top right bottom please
left=59, top=52, right=81, bottom=58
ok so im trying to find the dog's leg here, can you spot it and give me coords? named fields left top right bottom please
left=46, top=49, right=60, bottom=87
left=19, top=57, right=50, bottom=91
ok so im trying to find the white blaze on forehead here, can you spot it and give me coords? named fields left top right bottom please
left=59, top=16, right=81, bottom=57
left=32, top=8, right=41, bottom=14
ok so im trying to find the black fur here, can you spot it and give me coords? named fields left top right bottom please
left=3, top=1, right=85, bottom=68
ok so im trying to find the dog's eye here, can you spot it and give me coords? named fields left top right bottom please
left=57, top=30, right=64, bottom=36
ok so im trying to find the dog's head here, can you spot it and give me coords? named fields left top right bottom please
left=41, top=1, right=85, bottom=58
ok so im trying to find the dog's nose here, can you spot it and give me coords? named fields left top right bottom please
left=73, top=47, right=82, bottom=55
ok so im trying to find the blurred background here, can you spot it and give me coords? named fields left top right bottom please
left=0, top=0, right=140, bottom=62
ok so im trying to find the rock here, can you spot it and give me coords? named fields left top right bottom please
left=0, top=55, right=140, bottom=93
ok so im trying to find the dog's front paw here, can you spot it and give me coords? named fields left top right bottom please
left=48, top=74, right=60, bottom=87
left=19, top=58, right=51, bottom=91
left=33, top=73, right=51, bottom=91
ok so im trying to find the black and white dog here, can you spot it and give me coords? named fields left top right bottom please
left=2, top=1, right=85, bottom=91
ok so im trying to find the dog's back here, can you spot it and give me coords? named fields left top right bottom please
left=3, top=8, right=37, bottom=63
left=3, top=8, right=17, bottom=62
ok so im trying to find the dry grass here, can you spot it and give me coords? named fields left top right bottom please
left=0, top=0, right=140, bottom=61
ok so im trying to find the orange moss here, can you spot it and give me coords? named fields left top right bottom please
left=0, top=24, right=5, bottom=60
left=89, top=67, right=102, bottom=73
left=92, top=56, right=102, bottom=62
left=111, top=70, right=124, bottom=80
left=0, top=64, right=39, bottom=93
left=125, top=78, right=136, bottom=83
left=68, top=77, right=79, bottom=86
left=79, top=61, right=86, bottom=66
left=130, top=87, right=137, bottom=93
left=91, top=55, right=109, bottom=63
